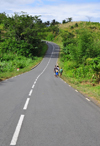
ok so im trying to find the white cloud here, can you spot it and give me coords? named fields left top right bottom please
left=29, top=3, right=100, bottom=22
left=0, top=1, right=100, bottom=22
left=0, top=0, right=36, bottom=4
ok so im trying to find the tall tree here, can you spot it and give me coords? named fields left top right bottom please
left=1, top=12, right=46, bottom=57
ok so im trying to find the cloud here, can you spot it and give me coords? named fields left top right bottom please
left=0, top=0, right=100, bottom=22
left=0, top=0, right=36, bottom=4
left=28, top=3, right=100, bottom=22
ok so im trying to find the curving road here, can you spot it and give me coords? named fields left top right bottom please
left=0, top=42, right=100, bottom=146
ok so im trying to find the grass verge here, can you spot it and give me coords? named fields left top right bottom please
left=54, top=40, right=100, bottom=104
left=0, top=42, right=48, bottom=81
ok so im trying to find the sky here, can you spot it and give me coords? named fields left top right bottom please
left=0, top=0, right=100, bottom=23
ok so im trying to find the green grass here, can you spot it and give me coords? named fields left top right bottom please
left=0, top=57, right=41, bottom=80
left=0, top=43, right=48, bottom=81
left=58, top=64, right=100, bottom=102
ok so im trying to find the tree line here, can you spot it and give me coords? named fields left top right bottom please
left=0, top=12, right=46, bottom=58
left=0, top=12, right=61, bottom=74
left=0, top=12, right=71, bottom=57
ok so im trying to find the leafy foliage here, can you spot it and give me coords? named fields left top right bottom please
left=54, top=22, right=100, bottom=83
left=0, top=12, right=48, bottom=76
left=0, top=12, right=46, bottom=58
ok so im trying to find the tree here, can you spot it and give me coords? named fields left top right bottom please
left=51, top=19, right=56, bottom=25
left=0, top=12, right=7, bottom=24
left=1, top=12, right=46, bottom=57
left=62, top=17, right=72, bottom=24
left=67, top=17, right=72, bottom=22
left=62, top=20, right=67, bottom=24
left=44, top=21, right=50, bottom=26
left=50, top=19, right=60, bottom=26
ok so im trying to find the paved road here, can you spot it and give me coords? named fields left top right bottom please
left=0, top=42, right=100, bottom=146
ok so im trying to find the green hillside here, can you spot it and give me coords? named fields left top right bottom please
left=46, top=21, right=100, bottom=103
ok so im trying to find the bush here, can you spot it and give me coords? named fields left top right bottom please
left=73, top=65, right=94, bottom=79
left=46, top=33, right=54, bottom=41
left=70, top=26, right=74, bottom=29
left=0, top=53, right=34, bottom=73
left=75, top=23, right=78, bottom=27
left=0, top=61, right=15, bottom=72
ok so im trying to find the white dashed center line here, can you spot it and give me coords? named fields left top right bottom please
left=10, top=43, right=55, bottom=145
left=10, top=115, right=25, bottom=145
left=29, top=89, right=33, bottom=96
left=23, top=98, right=30, bottom=110
left=32, top=84, right=35, bottom=89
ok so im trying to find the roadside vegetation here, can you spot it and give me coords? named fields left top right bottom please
left=45, top=21, right=100, bottom=102
left=0, top=12, right=100, bottom=103
left=0, top=12, right=47, bottom=81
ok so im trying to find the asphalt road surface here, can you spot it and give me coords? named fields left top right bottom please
left=0, top=42, right=100, bottom=146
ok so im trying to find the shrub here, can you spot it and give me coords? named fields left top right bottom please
left=75, top=23, right=78, bottom=27
left=73, top=65, right=94, bottom=79
left=46, top=33, right=54, bottom=41
left=0, top=53, right=34, bottom=73
left=70, top=26, right=74, bottom=29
